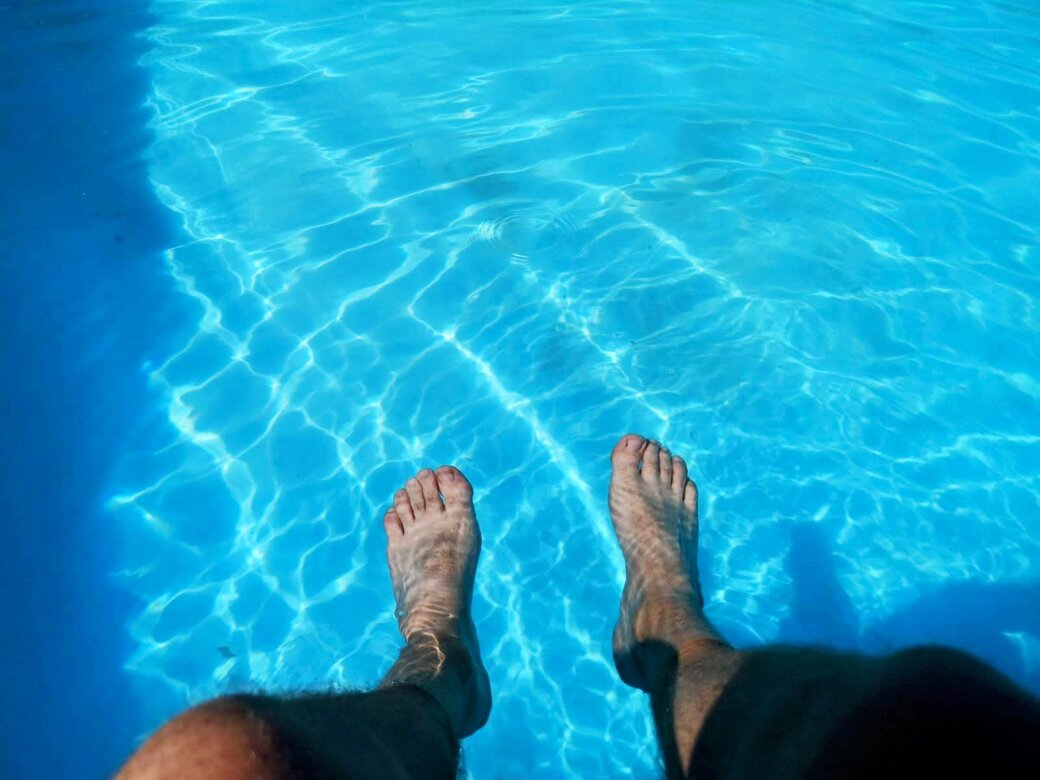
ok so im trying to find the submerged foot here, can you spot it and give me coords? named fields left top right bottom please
left=381, top=466, right=491, bottom=738
left=609, top=434, right=725, bottom=691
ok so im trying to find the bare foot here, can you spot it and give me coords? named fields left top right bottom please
left=380, top=466, right=491, bottom=738
left=609, top=434, right=725, bottom=691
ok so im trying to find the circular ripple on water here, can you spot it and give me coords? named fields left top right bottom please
left=478, top=206, right=581, bottom=261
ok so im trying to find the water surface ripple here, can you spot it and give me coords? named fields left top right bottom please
left=114, top=1, right=1040, bottom=776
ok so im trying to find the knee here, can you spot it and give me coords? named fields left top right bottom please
left=117, top=696, right=294, bottom=780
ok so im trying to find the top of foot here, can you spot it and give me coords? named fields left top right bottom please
left=609, top=434, right=720, bottom=689
left=609, top=434, right=699, bottom=597
left=384, top=465, right=480, bottom=640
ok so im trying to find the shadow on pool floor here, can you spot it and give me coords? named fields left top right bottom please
left=773, top=521, right=1040, bottom=694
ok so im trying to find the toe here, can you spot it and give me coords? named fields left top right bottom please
left=683, top=480, right=698, bottom=512
left=383, top=508, right=404, bottom=538
left=436, top=465, right=473, bottom=505
left=641, top=440, right=661, bottom=479
left=405, top=476, right=426, bottom=513
left=659, top=446, right=673, bottom=481
left=671, top=455, right=688, bottom=492
left=611, top=434, right=647, bottom=472
left=417, top=469, right=444, bottom=512
left=393, top=489, right=415, bottom=525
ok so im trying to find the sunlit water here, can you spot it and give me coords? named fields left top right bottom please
left=112, top=1, right=1040, bottom=776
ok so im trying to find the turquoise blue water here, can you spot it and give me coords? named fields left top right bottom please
left=110, top=1, right=1040, bottom=776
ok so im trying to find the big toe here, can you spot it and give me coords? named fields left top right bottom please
left=611, top=434, right=647, bottom=473
left=435, top=465, right=473, bottom=505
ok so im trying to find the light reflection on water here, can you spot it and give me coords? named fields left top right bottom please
left=113, top=1, right=1040, bottom=776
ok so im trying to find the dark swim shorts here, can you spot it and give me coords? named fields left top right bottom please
left=691, top=645, right=1040, bottom=779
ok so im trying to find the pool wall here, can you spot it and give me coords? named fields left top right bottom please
left=0, top=2, right=184, bottom=775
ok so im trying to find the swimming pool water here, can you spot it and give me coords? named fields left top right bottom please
left=110, top=1, right=1040, bottom=776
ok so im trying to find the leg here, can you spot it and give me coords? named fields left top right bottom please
left=609, top=434, right=744, bottom=779
left=119, top=466, right=491, bottom=779
left=608, top=435, right=1040, bottom=779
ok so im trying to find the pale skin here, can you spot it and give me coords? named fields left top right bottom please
left=118, top=434, right=740, bottom=779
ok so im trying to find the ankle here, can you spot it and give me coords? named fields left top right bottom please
left=628, top=574, right=700, bottom=608
left=418, top=646, right=489, bottom=738
left=381, top=632, right=488, bottom=738
left=630, top=593, right=702, bottom=643
left=397, top=605, right=468, bottom=642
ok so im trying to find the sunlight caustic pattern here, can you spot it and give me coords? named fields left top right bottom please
left=112, top=1, right=1040, bottom=776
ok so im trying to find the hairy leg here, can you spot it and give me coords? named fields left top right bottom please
left=118, top=466, right=490, bottom=780
left=116, top=696, right=295, bottom=780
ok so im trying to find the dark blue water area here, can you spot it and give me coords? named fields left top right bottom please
left=0, top=2, right=186, bottom=776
